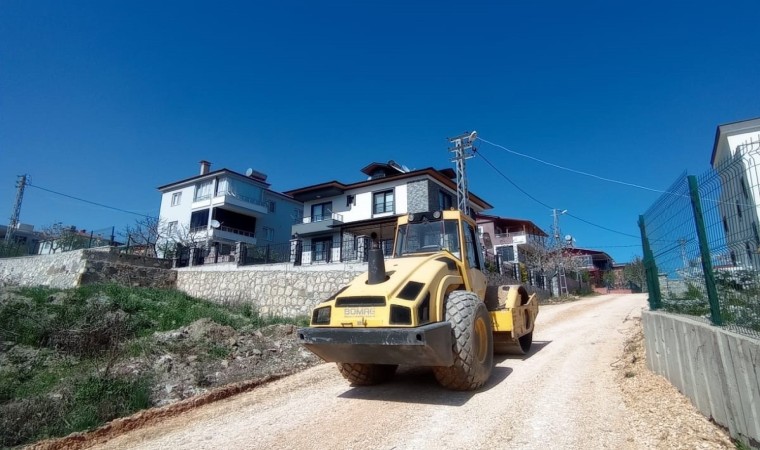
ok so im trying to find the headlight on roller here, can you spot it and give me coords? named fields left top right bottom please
left=311, top=306, right=331, bottom=325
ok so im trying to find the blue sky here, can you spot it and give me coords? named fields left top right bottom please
left=2, top=0, right=759, bottom=263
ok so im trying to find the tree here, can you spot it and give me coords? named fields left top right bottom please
left=122, top=217, right=201, bottom=258
left=622, top=256, right=647, bottom=292
left=39, top=223, right=89, bottom=253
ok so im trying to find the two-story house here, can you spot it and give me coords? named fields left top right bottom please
left=476, top=213, right=547, bottom=265
left=283, top=160, right=492, bottom=264
left=157, top=161, right=303, bottom=258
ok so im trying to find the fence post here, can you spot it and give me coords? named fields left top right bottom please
left=687, top=175, right=723, bottom=326
left=638, top=215, right=662, bottom=309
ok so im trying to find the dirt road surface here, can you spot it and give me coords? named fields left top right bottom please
left=88, top=294, right=732, bottom=450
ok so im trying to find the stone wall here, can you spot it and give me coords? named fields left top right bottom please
left=0, top=248, right=176, bottom=289
left=78, top=249, right=176, bottom=288
left=0, top=250, right=84, bottom=288
left=175, top=263, right=366, bottom=317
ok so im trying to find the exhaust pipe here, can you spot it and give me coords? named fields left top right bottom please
left=367, top=248, right=386, bottom=284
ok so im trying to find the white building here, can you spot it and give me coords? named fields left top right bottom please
left=710, top=117, right=760, bottom=269
left=157, top=161, right=303, bottom=258
left=283, top=161, right=492, bottom=264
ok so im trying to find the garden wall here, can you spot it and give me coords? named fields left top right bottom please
left=643, top=310, right=760, bottom=449
left=0, top=248, right=175, bottom=289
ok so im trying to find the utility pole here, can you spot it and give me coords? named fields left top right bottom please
left=448, top=131, right=477, bottom=216
left=552, top=208, right=567, bottom=246
left=5, top=174, right=28, bottom=243
left=552, top=208, right=569, bottom=296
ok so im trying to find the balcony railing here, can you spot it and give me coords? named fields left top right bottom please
left=193, top=191, right=270, bottom=209
left=190, top=225, right=255, bottom=238
left=295, top=212, right=344, bottom=224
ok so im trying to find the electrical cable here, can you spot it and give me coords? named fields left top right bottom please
left=26, top=183, right=155, bottom=219
left=477, top=136, right=677, bottom=194
left=473, top=148, right=643, bottom=240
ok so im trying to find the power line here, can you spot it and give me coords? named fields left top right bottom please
left=477, top=135, right=760, bottom=210
left=26, top=183, right=154, bottom=219
left=474, top=149, right=642, bottom=240
left=477, top=136, right=673, bottom=194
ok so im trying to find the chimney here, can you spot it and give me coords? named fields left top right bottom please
left=199, top=160, right=211, bottom=175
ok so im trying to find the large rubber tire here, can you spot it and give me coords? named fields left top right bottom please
left=337, top=363, right=398, bottom=386
left=433, top=291, right=494, bottom=390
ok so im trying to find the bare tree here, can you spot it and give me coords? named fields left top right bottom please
left=123, top=217, right=203, bottom=258
left=39, top=223, right=88, bottom=253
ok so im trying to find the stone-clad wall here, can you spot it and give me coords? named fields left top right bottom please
left=0, top=250, right=84, bottom=288
left=175, top=264, right=366, bottom=317
left=0, top=248, right=176, bottom=289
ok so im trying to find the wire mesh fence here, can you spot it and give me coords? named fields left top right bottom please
left=641, top=148, right=760, bottom=338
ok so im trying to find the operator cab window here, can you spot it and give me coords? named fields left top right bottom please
left=464, top=222, right=481, bottom=269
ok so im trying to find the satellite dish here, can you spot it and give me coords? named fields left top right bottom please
left=210, top=220, right=221, bottom=229
left=245, top=168, right=253, bottom=177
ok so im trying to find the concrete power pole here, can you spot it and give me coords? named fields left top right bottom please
left=448, top=131, right=477, bottom=216
left=6, top=174, right=28, bottom=243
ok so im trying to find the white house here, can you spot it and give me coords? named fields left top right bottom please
left=711, top=117, right=760, bottom=269
left=157, top=161, right=303, bottom=258
left=282, top=160, right=492, bottom=264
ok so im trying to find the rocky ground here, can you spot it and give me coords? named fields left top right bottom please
left=120, top=319, right=322, bottom=407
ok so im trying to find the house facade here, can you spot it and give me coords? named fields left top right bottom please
left=475, top=213, right=547, bottom=264
left=710, top=117, right=760, bottom=270
left=283, top=161, right=492, bottom=264
left=157, top=161, right=303, bottom=258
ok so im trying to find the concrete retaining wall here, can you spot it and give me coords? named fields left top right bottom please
left=175, top=262, right=367, bottom=317
left=643, top=310, right=760, bottom=449
left=0, top=248, right=176, bottom=289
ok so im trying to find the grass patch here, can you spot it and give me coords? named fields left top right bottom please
left=1, top=283, right=303, bottom=447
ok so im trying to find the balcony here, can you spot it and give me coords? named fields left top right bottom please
left=291, top=212, right=344, bottom=237
left=192, top=191, right=270, bottom=216
left=491, top=231, right=543, bottom=247
left=190, top=225, right=257, bottom=245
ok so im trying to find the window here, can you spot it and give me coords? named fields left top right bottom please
left=438, top=191, right=453, bottom=210
left=312, top=237, right=333, bottom=262
left=497, top=245, right=515, bottom=262
left=723, top=216, right=729, bottom=234
left=195, top=180, right=213, bottom=201
left=346, top=195, right=355, bottom=207
left=267, top=200, right=276, bottom=213
left=167, top=221, right=178, bottom=235
left=171, top=192, right=182, bottom=206
left=736, top=201, right=743, bottom=219
left=753, top=222, right=759, bottom=244
left=464, top=222, right=481, bottom=269
left=741, top=177, right=749, bottom=199
left=263, top=227, right=274, bottom=241
left=373, top=190, right=394, bottom=214
left=190, top=209, right=209, bottom=230
left=311, top=202, right=332, bottom=222
left=746, top=242, right=753, bottom=261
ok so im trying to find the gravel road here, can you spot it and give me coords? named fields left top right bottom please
left=88, top=294, right=733, bottom=450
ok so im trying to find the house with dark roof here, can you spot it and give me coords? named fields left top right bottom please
left=157, top=161, right=303, bottom=258
left=283, top=160, right=492, bottom=264
left=475, top=213, right=547, bottom=264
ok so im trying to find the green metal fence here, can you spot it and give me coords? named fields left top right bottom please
left=641, top=150, right=760, bottom=338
